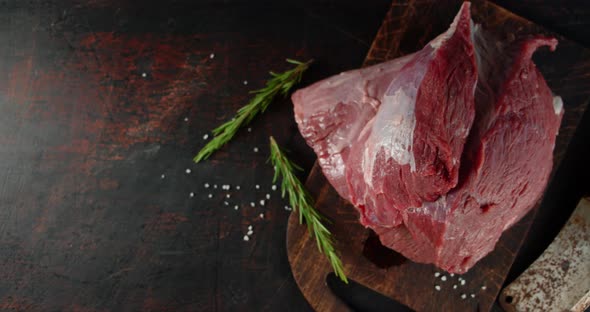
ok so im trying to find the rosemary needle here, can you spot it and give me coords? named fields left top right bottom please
left=194, top=59, right=313, bottom=163
left=269, top=136, right=347, bottom=283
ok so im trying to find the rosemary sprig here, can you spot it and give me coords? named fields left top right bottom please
left=269, top=137, right=347, bottom=283
left=194, top=59, right=313, bottom=163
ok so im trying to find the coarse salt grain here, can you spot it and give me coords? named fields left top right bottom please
left=255, top=185, right=260, bottom=189
left=259, top=200, right=265, bottom=206
left=161, top=174, right=166, bottom=179
left=236, top=186, right=241, bottom=190
left=450, top=273, right=455, bottom=277
left=185, top=168, right=191, bottom=174
left=223, top=201, right=229, bottom=206
left=208, top=194, right=213, bottom=198
left=141, top=72, right=147, bottom=77
left=210, top=53, right=215, bottom=59
left=204, top=183, right=210, bottom=188
left=259, top=213, right=264, bottom=219
left=243, top=235, right=249, bottom=241
left=184, top=117, right=189, bottom=122
left=203, top=134, right=209, bottom=140
left=247, top=230, right=253, bottom=235
left=247, top=127, right=252, bottom=132
left=461, top=294, right=467, bottom=300
left=441, top=276, right=447, bottom=281
left=253, top=147, right=259, bottom=152
left=226, top=194, right=231, bottom=198
left=250, top=202, right=255, bottom=207
left=453, top=285, right=457, bottom=289
left=460, top=280, right=466, bottom=286
left=271, top=185, right=277, bottom=191
left=266, top=194, right=270, bottom=199
left=248, top=225, right=253, bottom=230
left=470, top=294, right=475, bottom=298
left=285, top=206, right=292, bottom=211
left=214, top=184, right=218, bottom=189
left=435, top=285, right=441, bottom=291
left=189, top=192, right=194, bottom=197
left=481, top=286, right=486, bottom=290
left=243, top=80, right=248, bottom=85
left=434, top=272, right=441, bottom=277
left=234, top=205, right=239, bottom=210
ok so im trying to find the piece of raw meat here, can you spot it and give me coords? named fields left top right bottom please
left=291, top=2, right=563, bottom=273
left=294, top=2, right=477, bottom=227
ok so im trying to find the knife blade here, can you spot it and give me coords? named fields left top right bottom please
left=326, top=273, right=415, bottom=312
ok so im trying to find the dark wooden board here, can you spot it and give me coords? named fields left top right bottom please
left=287, top=1, right=590, bottom=311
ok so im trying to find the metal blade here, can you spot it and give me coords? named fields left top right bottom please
left=326, top=273, right=415, bottom=312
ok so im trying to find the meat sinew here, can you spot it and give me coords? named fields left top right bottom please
left=291, top=2, right=562, bottom=273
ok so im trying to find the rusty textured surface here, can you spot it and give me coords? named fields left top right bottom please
left=501, top=198, right=590, bottom=312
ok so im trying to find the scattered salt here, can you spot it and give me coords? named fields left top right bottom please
left=271, top=185, right=277, bottom=191
left=259, top=200, right=265, bottom=206
left=435, top=285, right=441, bottom=291
left=223, top=201, right=229, bottom=206
left=253, top=147, right=259, bottom=153
left=189, top=192, right=194, bottom=198
left=214, top=184, right=218, bottom=189
left=266, top=194, right=270, bottom=199
left=248, top=225, right=253, bottom=230
left=259, top=213, right=264, bottom=219
left=247, top=127, right=252, bottom=132
left=184, top=117, right=189, bottom=122
left=236, top=186, right=241, bottom=190
left=255, top=185, right=260, bottom=189
left=284, top=206, right=292, bottom=211
left=247, top=230, right=253, bottom=235
left=441, top=276, right=447, bottom=282
left=243, top=80, right=248, bottom=85
left=461, top=294, right=467, bottom=300
left=226, top=194, right=231, bottom=198
left=234, top=205, right=239, bottom=210
left=450, top=273, right=454, bottom=277
left=243, top=235, right=249, bottom=241
left=203, top=134, right=209, bottom=140
left=208, top=194, right=213, bottom=198
left=470, top=294, right=475, bottom=298
left=141, top=72, right=147, bottom=77
left=209, top=53, right=215, bottom=59
left=434, top=272, right=441, bottom=277
left=481, top=286, right=486, bottom=290
left=185, top=168, right=191, bottom=174
left=250, top=202, right=255, bottom=207
left=453, top=285, right=457, bottom=289
left=161, top=174, right=166, bottom=179
left=460, top=280, right=466, bottom=286
left=204, top=183, right=210, bottom=188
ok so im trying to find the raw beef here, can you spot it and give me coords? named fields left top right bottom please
left=291, top=2, right=563, bottom=273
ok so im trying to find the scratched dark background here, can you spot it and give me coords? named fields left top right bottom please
left=0, top=1, right=588, bottom=311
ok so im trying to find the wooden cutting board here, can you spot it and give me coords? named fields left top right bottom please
left=286, top=1, right=590, bottom=311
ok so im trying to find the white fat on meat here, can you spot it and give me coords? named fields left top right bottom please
left=552, top=95, right=563, bottom=115
left=429, top=4, right=462, bottom=49
left=361, top=87, right=417, bottom=187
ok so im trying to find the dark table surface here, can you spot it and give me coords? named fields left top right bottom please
left=0, top=1, right=588, bottom=311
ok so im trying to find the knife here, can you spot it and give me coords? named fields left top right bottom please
left=326, top=273, right=415, bottom=312
left=500, top=197, right=590, bottom=312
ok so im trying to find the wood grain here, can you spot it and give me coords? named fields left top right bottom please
left=287, top=1, right=590, bottom=311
